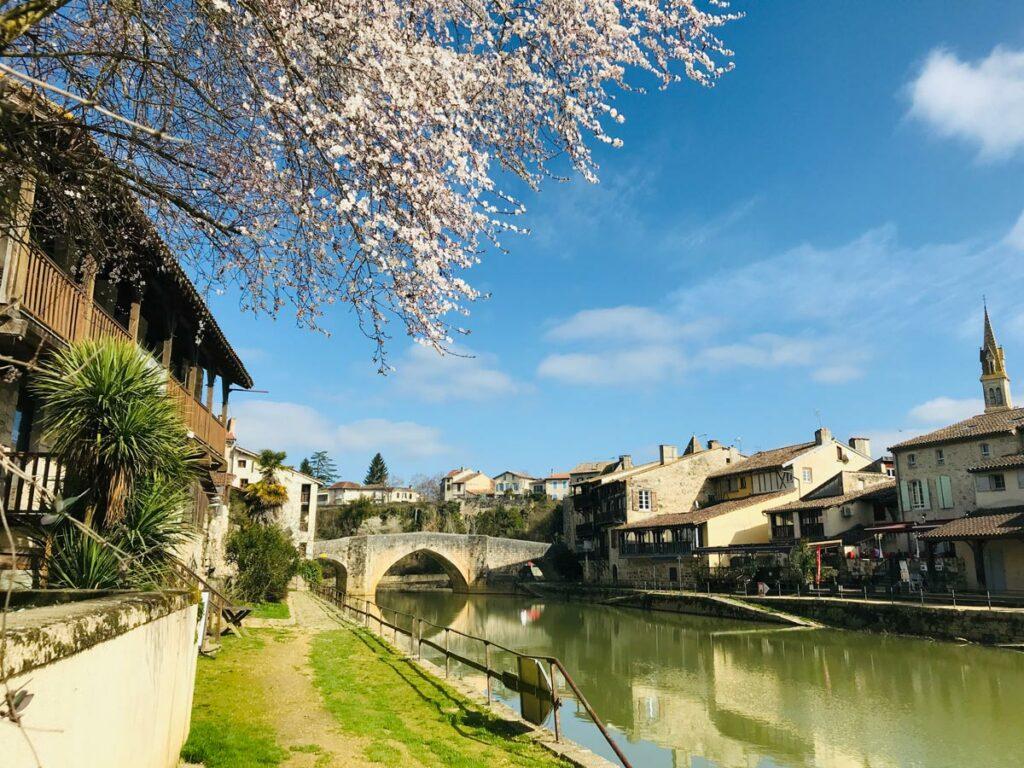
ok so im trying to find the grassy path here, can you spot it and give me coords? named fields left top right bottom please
left=181, top=592, right=571, bottom=768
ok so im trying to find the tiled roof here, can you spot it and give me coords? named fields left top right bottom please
left=966, top=454, right=1024, bottom=472
left=616, top=489, right=795, bottom=530
left=889, top=407, right=1024, bottom=450
left=707, top=442, right=816, bottom=479
left=919, top=507, right=1024, bottom=541
left=772, top=479, right=896, bottom=513
left=569, top=460, right=618, bottom=475
left=546, top=473, right=570, bottom=480
left=494, top=470, right=537, bottom=480
left=329, top=481, right=362, bottom=490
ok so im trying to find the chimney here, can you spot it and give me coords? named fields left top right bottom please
left=848, top=436, right=871, bottom=456
left=707, top=439, right=722, bottom=450
left=659, top=444, right=678, bottom=465
left=619, top=454, right=633, bottom=470
left=815, top=427, right=832, bottom=446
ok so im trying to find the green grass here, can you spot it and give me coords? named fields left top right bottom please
left=250, top=600, right=290, bottom=620
left=180, top=634, right=288, bottom=767
left=309, top=626, right=572, bottom=768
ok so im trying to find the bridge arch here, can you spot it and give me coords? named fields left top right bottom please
left=319, top=557, right=349, bottom=594
left=373, top=547, right=470, bottom=595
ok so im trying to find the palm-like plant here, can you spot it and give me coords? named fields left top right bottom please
left=33, top=338, right=193, bottom=528
left=243, top=449, right=289, bottom=522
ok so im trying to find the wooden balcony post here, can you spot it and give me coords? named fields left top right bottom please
left=79, top=257, right=97, bottom=342
left=206, top=369, right=216, bottom=411
left=0, top=175, right=37, bottom=304
left=127, top=293, right=142, bottom=341
left=220, top=377, right=231, bottom=422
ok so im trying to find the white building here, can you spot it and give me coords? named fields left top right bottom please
left=229, top=445, right=321, bottom=557
left=318, top=481, right=421, bottom=506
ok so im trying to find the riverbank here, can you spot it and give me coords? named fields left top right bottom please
left=181, top=592, right=584, bottom=767
left=526, top=582, right=1024, bottom=644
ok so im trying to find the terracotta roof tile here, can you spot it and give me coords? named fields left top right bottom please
left=889, top=407, right=1024, bottom=451
left=617, top=489, right=795, bottom=530
left=966, top=454, right=1024, bottom=472
left=919, top=508, right=1024, bottom=541
left=772, top=480, right=896, bottom=513
left=706, top=442, right=815, bottom=479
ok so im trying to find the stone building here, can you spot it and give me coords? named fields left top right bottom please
left=441, top=467, right=494, bottom=501
left=0, top=96, right=253, bottom=586
left=532, top=472, right=571, bottom=500
left=318, top=480, right=421, bottom=505
left=608, top=429, right=875, bottom=582
left=493, top=469, right=538, bottom=495
left=229, top=444, right=321, bottom=559
left=895, top=309, right=1024, bottom=590
left=566, top=438, right=743, bottom=578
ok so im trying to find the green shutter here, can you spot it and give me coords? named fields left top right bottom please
left=899, top=481, right=911, bottom=512
left=939, top=476, right=953, bottom=509
left=920, top=480, right=931, bottom=510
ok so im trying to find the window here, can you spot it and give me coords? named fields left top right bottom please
left=976, top=474, right=1006, bottom=492
left=907, top=454, right=917, bottom=468
left=638, top=490, right=652, bottom=511
left=935, top=449, right=945, bottom=466
left=739, top=476, right=747, bottom=489
left=909, top=479, right=926, bottom=510
left=802, top=468, right=813, bottom=483
left=239, top=478, right=249, bottom=488
left=1019, top=471, right=1024, bottom=490
left=981, top=443, right=991, bottom=458
left=238, top=458, right=247, bottom=468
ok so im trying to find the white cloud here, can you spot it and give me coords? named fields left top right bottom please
left=812, top=364, right=864, bottom=385
left=696, top=334, right=820, bottom=370
left=545, top=306, right=711, bottom=345
left=908, top=46, right=1024, bottom=159
left=908, top=396, right=984, bottom=425
left=392, top=344, right=521, bottom=402
left=537, top=346, right=685, bottom=386
left=231, top=400, right=448, bottom=462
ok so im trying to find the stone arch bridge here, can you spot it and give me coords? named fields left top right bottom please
left=311, top=533, right=552, bottom=597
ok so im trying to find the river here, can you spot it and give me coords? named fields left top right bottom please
left=375, top=589, right=1024, bottom=768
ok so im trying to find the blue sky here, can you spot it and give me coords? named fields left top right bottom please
left=209, top=1, right=1024, bottom=483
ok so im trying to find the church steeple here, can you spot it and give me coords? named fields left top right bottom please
left=980, top=305, right=1012, bottom=412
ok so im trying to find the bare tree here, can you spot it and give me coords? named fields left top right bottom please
left=0, top=0, right=737, bottom=367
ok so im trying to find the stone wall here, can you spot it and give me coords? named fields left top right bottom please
left=741, top=595, right=1024, bottom=645
left=1, top=591, right=199, bottom=768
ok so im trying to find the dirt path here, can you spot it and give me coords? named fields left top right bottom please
left=256, top=592, right=378, bottom=767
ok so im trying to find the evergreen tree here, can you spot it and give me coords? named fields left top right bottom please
left=299, top=457, right=313, bottom=476
left=307, top=450, right=339, bottom=484
left=364, top=453, right=389, bottom=485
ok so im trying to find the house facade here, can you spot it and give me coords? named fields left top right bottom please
left=318, top=481, right=421, bottom=506
left=566, top=439, right=743, bottom=577
left=493, top=470, right=538, bottom=495
left=441, top=468, right=494, bottom=501
left=230, top=445, right=321, bottom=558
left=898, top=310, right=1024, bottom=590
left=533, top=473, right=571, bottom=500
left=0, top=105, right=253, bottom=587
left=609, top=429, right=875, bottom=582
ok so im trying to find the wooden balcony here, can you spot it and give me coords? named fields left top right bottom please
left=4, top=246, right=227, bottom=459
left=5, top=244, right=131, bottom=344
left=166, top=375, right=228, bottom=459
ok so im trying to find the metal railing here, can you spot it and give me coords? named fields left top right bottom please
left=315, top=586, right=633, bottom=768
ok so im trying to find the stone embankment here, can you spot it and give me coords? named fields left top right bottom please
left=525, top=582, right=1024, bottom=645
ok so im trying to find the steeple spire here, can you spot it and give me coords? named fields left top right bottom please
left=980, top=305, right=1012, bottom=412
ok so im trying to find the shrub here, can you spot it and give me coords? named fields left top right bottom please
left=297, top=558, right=324, bottom=588
left=226, top=524, right=300, bottom=602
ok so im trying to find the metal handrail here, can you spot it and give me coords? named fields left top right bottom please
left=315, top=586, right=633, bottom=768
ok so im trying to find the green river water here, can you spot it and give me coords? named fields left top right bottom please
left=375, top=590, right=1024, bottom=768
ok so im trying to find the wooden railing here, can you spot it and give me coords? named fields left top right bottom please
left=2, top=450, right=66, bottom=518
left=166, top=375, right=227, bottom=458
left=8, top=245, right=130, bottom=343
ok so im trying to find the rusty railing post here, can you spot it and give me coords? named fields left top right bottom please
left=484, top=641, right=492, bottom=704
left=445, top=628, right=450, bottom=678
left=550, top=660, right=560, bottom=743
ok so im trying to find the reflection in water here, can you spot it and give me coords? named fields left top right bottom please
left=377, top=590, right=1024, bottom=768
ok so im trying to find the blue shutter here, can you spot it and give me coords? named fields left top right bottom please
left=899, top=481, right=911, bottom=512
left=921, top=480, right=931, bottom=510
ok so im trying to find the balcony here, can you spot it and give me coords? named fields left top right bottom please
left=771, top=525, right=796, bottom=545
left=4, top=245, right=227, bottom=459
left=620, top=540, right=694, bottom=558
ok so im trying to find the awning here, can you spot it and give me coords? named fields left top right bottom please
left=863, top=519, right=954, bottom=534
left=695, top=544, right=791, bottom=555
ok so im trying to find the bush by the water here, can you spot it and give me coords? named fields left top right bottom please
left=227, top=524, right=299, bottom=602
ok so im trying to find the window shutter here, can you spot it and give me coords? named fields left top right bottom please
left=630, top=487, right=639, bottom=511
left=649, top=490, right=658, bottom=513
left=899, top=481, right=910, bottom=512
left=939, top=476, right=953, bottom=509
left=975, top=475, right=989, bottom=493
left=920, top=479, right=931, bottom=509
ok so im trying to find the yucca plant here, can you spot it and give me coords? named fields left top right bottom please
left=31, top=338, right=197, bottom=588
left=33, top=338, right=194, bottom=528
